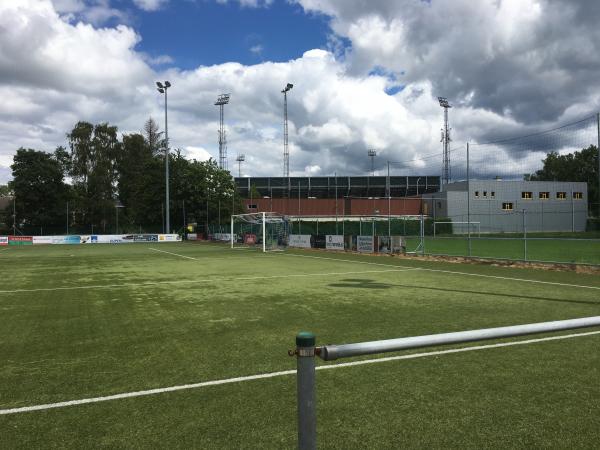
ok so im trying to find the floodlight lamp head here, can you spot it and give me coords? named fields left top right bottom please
left=157, top=88, right=165, bottom=93
left=282, top=83, right=293, bottom=93
left=438, top=96, right=451, bottom=108
left=368, top=149, right=377, bottom=157
left=164, top=81, right=171, bottom=88
left=215, top=93, right=230, bottom=105
left=156, top=81, right=164, bottom=89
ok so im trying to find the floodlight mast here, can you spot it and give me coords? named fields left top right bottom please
left=235, top=154, right=245, bottom=178
left=156, top=80, right=171, bottom=233
left=368, top=149, right=377, bottom=176
left=282, top=83, right=293, bottom=185
left=215, top=94, right=230, bottom=170
left=438, top=97, right=452, bottom=186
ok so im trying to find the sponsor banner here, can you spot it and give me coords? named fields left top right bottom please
left=0, top=236, right=8, bottom=246
left=209, top=233, right=231, bottom=242
left=310, top=235, right=326, bottom=249
left=8, top=236, right=33, bottom=246
left=325, top=235, right=344, bottom=251
left=289, top=234, right=311, bottom=248
left=33, top=236, right=54, bottom=245
left=187, top=233, right=198, bottom=241
left=244, top=234, right=257, bottom=245
left=357, top=235, right=374, bottom=253
left=52, top=235, right=81, bottom=245
left=377, top=236, right=407, bottom=254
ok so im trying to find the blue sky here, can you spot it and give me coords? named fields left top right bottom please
left=130, top=1, right=332, bottom=69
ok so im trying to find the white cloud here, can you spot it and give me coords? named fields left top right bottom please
left=0, top=0, right=598, bottom=186
left=132, top=0, right=169, bottom=12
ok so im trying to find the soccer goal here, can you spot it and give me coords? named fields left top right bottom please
left=230, top=212, right=289, bottom=252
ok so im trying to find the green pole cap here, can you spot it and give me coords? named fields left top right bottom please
left=296, top=331, right=316, bottom=347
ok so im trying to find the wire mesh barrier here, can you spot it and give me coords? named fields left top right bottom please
left=292, top=317, right=600, bottom=450
left=223, top=113, right=600, bottom=265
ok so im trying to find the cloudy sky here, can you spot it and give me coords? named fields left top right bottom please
left=1, top=0, right=599, bottom=184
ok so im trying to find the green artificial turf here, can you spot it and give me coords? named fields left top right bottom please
left=405, top=236, right=600, bottom=264
left=0, top=243, right=599, bottom=448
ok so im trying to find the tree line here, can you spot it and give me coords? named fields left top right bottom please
left=1, top=118, right=238, bottom=235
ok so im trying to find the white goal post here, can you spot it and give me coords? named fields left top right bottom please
left=230, top=212, right=289, bottom=252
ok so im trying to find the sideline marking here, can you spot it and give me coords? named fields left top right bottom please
left=0, top=268, right=417, bottom=295
left=1, top=330, right=598, bottom=415
left=279, top=252, right=600, bottom=291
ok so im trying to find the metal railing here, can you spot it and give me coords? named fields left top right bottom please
left=292, top=316, right=600, bottom=449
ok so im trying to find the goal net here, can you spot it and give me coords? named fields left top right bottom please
left=231, top=212, right=289, bottom=252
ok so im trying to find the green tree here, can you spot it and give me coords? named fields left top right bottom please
left=68, top=122, right=122, bottom=230
left=526, top=145, right=599, bottom=215
left=9, top=148, right=69, bottom=230
left=0, top=185, right=12, bottom=197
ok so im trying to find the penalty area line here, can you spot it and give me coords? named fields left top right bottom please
left=1, top=330, right=598, bottom=415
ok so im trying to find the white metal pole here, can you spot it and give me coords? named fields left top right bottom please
left=230, top=215, right=234, bottom=248
left=262, top=212, right=266, bottom=252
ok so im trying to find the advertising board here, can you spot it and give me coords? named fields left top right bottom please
left=0, top=236, right=8, bottom=246
left=378, top=236, right=406, bottom=254
left=244, top=234, right=257, bottom=245
left=357, top=235, right=374, bottom=253
left=325, top=235, right=344, bottom=251
left=209, top=233, right=231, bottom=242
left=8, top=236, right=33, bottom=246
left=288, top=235, right=311, bottom=248
left=33, top=236, right=54, bottom=245
left=310, top=235, right=326, bottom=249
left=187, top=233, right=197, bottom=241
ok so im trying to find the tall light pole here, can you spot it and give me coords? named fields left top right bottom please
left=282, top=83, right=293, bottom=186
left=368, top=149, right=377, bottom=176
left=215, top=94, right=230, bottom=170
left=236, top=154, right=245, bottom=178
left=438, top=97, right=452, bottom=187
left=157, top=80, right=171, bottom=233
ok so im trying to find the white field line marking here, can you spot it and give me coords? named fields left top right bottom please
left=0, top=268, right=417, bottom=295
left=280, top=252, right=600, bottom=291
left=1, top=330, right=598, bottom=416
left=148, top=247, right=198, bottom=260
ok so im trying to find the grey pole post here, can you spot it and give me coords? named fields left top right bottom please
left=115, top=205, right=118, bottom=234
left=387, top=161, right=391, bottom=244
left=262, top=212, right=266, bottom=253
left=523, top=209, right=527, bottom=261
left=164, top=86, right=170, bottom=234
left=13, top=196, right=17, bottom=236
left=295, top=332, right=316, bottom=450
left=66, top=200, right=68, bottom=235
left=467, top=143, right=471, bottom=257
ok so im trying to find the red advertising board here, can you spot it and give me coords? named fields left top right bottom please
left=244, top=234, right=257, bottom=245
left=8, top=236, right=33, bottom=246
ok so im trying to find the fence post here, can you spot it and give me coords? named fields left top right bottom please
left=296, top=332, right=316, bottom=450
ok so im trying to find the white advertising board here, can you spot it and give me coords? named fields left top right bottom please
left=33, top=236, right=54, bottom=245
left=289, top=235, right=311, bottom=248
left=211, top=233, right=231, bottom=242
left=187, top=233, right=197, bottom=241
left=357, top=235, right=374, bottom=253
left=325, top=235, right=344, bottom=251
left=0, top=236, right=8, bottom=246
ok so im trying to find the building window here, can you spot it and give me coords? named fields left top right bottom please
left=247, top=204, right=257, bottom=210
left=502, top=202, right=513, bottom=211
left=573, top=192, right=583, bottom=199
left=556, top=192, right=567, bottom=200
left=437, top=202, right=442, bottom=208
left=483, top=191, right=487, bottom=197
left=490, top=191, right=495, bottom=198
left=539, top=192, right=549, bottom=199
left=475, top=191, right=479, bottom=198
left=521, top=192, right=533, bottom=199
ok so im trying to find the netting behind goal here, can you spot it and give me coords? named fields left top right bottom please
left=231, top=212, right=289, bottom=252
